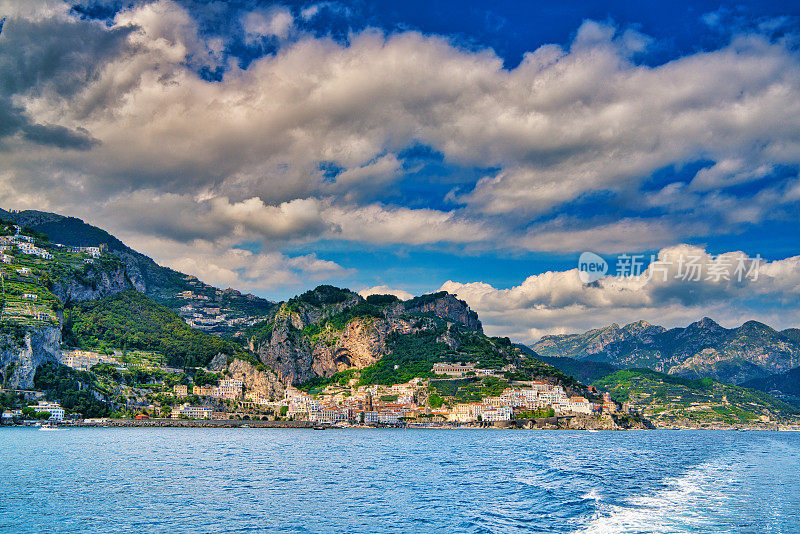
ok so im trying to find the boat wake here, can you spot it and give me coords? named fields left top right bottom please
left=574, top=459, right=736, bottom=534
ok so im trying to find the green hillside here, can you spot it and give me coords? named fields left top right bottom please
left=63, top=290, right=242, bottom=368
left=594, top=368, right=800, bottom=427
left=517, top=345, right=619, bottom=384
left=743, top=366, right=800, bottom=407
left=1, top=209, right=275, bottom=326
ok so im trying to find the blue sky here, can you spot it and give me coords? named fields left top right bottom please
left=1, top=0, right=800, bottom=340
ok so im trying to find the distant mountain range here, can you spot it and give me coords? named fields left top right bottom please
left=532, top=318, right=800, bottom=385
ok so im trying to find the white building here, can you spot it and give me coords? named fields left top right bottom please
left=567, top=396, right=592, bottom=414
left=452, top=403, right=483, bottom=422
left=61, top=350, right=116, bottom=371
left=318, top=408, right=347, bottom=423
left=377, top=411, right=400, bottom=424
left=171, top=404, right=212, bottom=419
left=480, top=406, right=512, bottom=421
left=34, top=402, right=64, bottom=421
left=431, top=362, right=476, bottom=377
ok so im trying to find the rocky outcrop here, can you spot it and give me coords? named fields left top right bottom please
left=248, top=287, right=484, bottom=387
left=564, top=413, right=652, bottom=430
left=0, top=324, right=61, bottom=389
left=51, top=265, right=132, bottom=303
left=226, top=358, right=286, bottom=401
left=311, top=317, right=390, bottom=376
left=256, top=312, right=397, bottom=385
left=387, top=292, right=483, bottom=333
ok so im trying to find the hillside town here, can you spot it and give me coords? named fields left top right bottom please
left=15, top=349, right=618, bottom=426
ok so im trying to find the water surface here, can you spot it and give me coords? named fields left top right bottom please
left=1, top=428, right=798, bottom=533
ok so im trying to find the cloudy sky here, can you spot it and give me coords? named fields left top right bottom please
left=1, top=0, right=799, bottom=342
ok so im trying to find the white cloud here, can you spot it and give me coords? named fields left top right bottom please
left=6, top=6, right=799, bottom=230
left=119, top=233, right=351, bottom=293
left=242, top=7, right=294, bottom=42
left=358, top=285, right=414, bottom=301
left=440, top=245, right=800, bottom=343
left=2, top=1, right=800, bottom=298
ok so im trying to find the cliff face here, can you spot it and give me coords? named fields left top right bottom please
left=387, top=292, right=483, bottom=333
left=1, top=255, right=132, bottom=389
left=0, top=324, right=61, bottom=389
left=253, top=308, right=407, bottom=385
left=51, top=265, right=132, bottom=303
left=248, top=287, right=484, bottom=387
left=226, top=358, right=286, bottom=401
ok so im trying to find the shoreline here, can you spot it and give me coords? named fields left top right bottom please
left=5, top=417, right=796, bottom=431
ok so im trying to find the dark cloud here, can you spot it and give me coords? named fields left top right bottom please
left=21, top=123, right=99, bottom=150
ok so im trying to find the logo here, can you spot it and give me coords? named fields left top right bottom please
left=578, top=252, right=608, bottom=283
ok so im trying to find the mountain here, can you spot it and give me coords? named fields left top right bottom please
left=0, top=209, right=264, bottom=388
left=0, top=208, right=275, bottom=330
left=594, top=368, right=800, bottom=427
left=534, top=356, right=619, bottom=384
left=532, top=318, right=800, bottom=384
left=743, top=366, right=800, bottom=406
left=243, top=285, right=586, bottom=395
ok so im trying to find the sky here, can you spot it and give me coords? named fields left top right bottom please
left=1, top=0, right=799, bottom=342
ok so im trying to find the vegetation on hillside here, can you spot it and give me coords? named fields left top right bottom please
left=63, top=290, right=241, bottom=368
left=594, top=368, right=800, bottom=425
left=429, top=377, right=510, bottom=404
left=534, top=354, right=619, bottom=384
left=743, top=366, right=800, bottom=407
left=33, top=363, right=111, bottom=418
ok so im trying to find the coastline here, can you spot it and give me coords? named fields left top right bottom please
left=9, top=415, right=791, bottom=430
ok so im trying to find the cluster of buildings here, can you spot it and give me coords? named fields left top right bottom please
left=173, top=379, right=244, bottom=401
left=274, top=379, right=603, bottom=425
left=0, top=228, right=105, bottom=263
left=60, top=350, right=119, bottom=372
left=449, top=382, right=595, bottom=422
left=60, top=245, right=103, bottom=258
left=2, top=402, right=65, bottom=424
left=0, top=234, right=52, bottom=259
left=284, top=385, right=410, bottom=425
left=168, top=374, right=610, bottom=424
left=176, top=286, right=265, bottom=333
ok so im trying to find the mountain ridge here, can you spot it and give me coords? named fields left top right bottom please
left=532, top=317, right=800, bottom=384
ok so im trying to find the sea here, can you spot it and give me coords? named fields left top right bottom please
left=1, top=428, right=799, bottom=533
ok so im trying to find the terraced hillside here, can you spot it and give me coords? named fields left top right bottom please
left=594, top=369, right=800, bottom=427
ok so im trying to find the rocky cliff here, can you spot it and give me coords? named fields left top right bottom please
left=247, top=286, right=487, bottom=387
left=386, top=292, right=483, bottom=333
left=0, top=324, right=62, bottom=389
left=225, top=358, right=287, bottom=402
left=51, top=265, right=132, bottom=303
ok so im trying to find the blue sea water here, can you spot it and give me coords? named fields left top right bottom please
left=0, top=428, right=799, bottom=533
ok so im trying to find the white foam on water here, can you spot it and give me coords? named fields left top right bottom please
left=573, top=460, right=736, bottom=534
left=582, top=488, right=602, bottom=501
